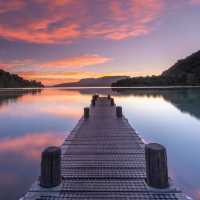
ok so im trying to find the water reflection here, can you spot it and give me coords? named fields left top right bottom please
left=0, top=88, right=199, bottom=199
left=0, top=132, right=65, bottom=159
left=112, top=88, right=200, bottom=120
left=0, top=132, right=65, bottom=200
left=0, top=89, right=41, bottom=106
left=0, top=89, right=83, bottom=199
left=112, top=88, right=200, bottom=199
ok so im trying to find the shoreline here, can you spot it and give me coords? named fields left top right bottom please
left=1, top=85, right=200, bottom=90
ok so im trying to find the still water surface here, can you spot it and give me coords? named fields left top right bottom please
left=0, top=88, right=200, bottom=200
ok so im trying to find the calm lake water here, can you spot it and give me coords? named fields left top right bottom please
left=0, top=88, right=200, bottom=200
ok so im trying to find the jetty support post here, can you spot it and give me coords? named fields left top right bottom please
left=145, top=143, right=169, bottom=189
left=91, top=98, right=96, bottom=106
left=92, top=94, right=99, bottom=101
left=116, top=106, right=122, bottom=118
left=92, top=94, right=98, bottom=106
left=84, top=107, right=90, bottom=119
left=110, top=98, right=114, bottom=106
left=40, top=146, right=61, bottom=188
left=107, top=94, right=111, bottom=99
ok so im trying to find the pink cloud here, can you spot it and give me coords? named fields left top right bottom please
left=0, top=0, right=164, bottom=44
left=85, top=23, right=150, bottom=40
left=0, top=59, right=36, bottom=72
left=0, top=0, right=25, bottom=14
left=82, top=0, right=164, bottom=40
left=0, top=0, right=82, bottom=44
left=0, top=63, right=9, bottom=69
left=0, top=23, right=80, bottom=44
left=190, top=0, right=200, bottom=4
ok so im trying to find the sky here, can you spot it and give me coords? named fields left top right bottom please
left=0, top=0, right=200, bottom=86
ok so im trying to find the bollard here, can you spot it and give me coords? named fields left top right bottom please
left=84, top=107, right=90, bottom=119
left=107, top=94, right=111, bottom=99
left=92, top=94, right=96, bottom=101
left=145, top=143, right=169, bottom=189
left=40, top=146, right=61, bottom=188
left=116, top=106, right=122, bottom=118
left=91, top=99, right=96, bottom=106
left=92, top=94, right=99, bottom=101
left=92, top=94, right=98, bottom=106
left=110, top=98, right=114, bottom=106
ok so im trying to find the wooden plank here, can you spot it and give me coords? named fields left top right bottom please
left=22, top=97, right=187, bottom=200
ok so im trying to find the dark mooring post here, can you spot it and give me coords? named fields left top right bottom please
left=110, top=98, right=114, bottom=106
left=84, top=107, right=90, bottom=119
left=92, top=94, right=98, bottom=106
left=91, top=99, right=95, bottom=106
left=92, top=94, right=98, bottom=101
left=145, top=143, right=169, bottom=188
left=40, top=146, right=61, bottom=188
left=116, top=106, right=122, bottom=118
left=107, top=94, right=111, bottom=99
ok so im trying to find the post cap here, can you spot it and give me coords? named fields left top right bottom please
left=42, top=146, right=61, bottom=156
left=145, top=143, right=166, bottom=151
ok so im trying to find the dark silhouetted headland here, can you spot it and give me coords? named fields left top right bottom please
left=0, top=69, right=43, bottom=88
left=53, top=76, right=129, bottom=87
left=112, top=50, right=200, bottom=87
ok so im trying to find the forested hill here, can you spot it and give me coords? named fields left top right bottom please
left=112, top=50, right=200, bottom=87
left=0, top=69, right=43, bottom=88
left=162, top=50, right=200, bottom=81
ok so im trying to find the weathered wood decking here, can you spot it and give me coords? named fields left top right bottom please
left=23, top=96, right=188, bottom=200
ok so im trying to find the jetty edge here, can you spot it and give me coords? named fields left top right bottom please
left=21, top=95, right=190, bottom=200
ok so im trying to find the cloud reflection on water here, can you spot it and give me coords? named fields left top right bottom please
left=0, top=88, right=200, bottom=199
left=0, top=131, right=65, bottom=200
left=0, top=132, right=65, bottom=159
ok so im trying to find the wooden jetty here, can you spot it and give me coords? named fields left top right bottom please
left=22, top=95, right=188, bottom=200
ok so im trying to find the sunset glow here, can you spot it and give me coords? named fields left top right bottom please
left=0, top=0, right=200, bottom=85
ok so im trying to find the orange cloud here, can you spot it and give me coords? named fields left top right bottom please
left=0, top=133, right=65, bottom=159
left=42, top=54, right=111, bottom=68
left=18, top=69, right=159, bottom=86
left=2, top=54, right=111, bottom=85
left=20, top=76, right=79, bottom=86
left=18, top=70, right=110, bottom=85
left=18, top=71, right=88, bottom=85
left=0, top=0, right=163, bottom=44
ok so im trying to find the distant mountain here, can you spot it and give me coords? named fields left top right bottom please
left=54, top=76, right=129, bottom=87
left=0, top=69, right=43, bottom=88
left=112, top=50, right=200, bottom=87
